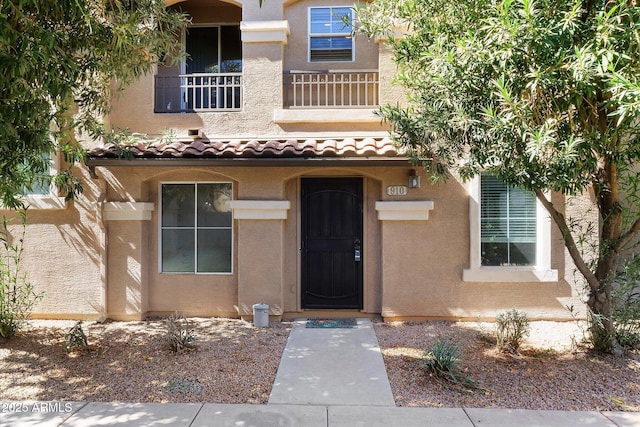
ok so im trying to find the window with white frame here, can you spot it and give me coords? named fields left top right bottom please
left=20, top=151, right=65, bottom=209
left=309, top=6, right=354, bottom=62
left=463, top=173, right=558, bottom=282
left=160, top=183, right=232, bottom=274
left=480, top=173, right=536, bottom=266
left=23, top=152, right=52, bottom=196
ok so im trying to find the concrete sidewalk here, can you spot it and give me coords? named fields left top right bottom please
left=268, top=318, right=395, bottom=406
left=2, top=401, right=639, bottom=426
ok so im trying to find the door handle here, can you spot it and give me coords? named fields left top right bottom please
left=354, top=239, right=361, bottom=262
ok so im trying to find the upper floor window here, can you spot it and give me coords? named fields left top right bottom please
left=155, top=25, right=242, bottom=113
left=309, top=7, right=354, bottom=62
left=184, top=25, right=242, bottom=74
left=161, top=183, right=233, bottom=274
left=480, top=173, right=536, bottom=266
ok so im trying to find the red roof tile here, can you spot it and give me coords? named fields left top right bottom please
left=87, top=137, right=402, bottom=160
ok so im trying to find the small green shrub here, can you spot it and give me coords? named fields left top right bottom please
left=573, top=255, right=640, bottom=352
left=423, top=335, right=482, bottom=392
left=0, top=212, right=42, bottom=338
left=616, top=322, right=640, bottom=349
left=611, top=257, right=640, bottom=349
left=496, top=309, right=530, bottom=353
left=166, top=312, right=195, bottom=352
left=424, top=336, right=461, bottom=373
left=65, top=321, right=88, bottom=352
left=587, top=312, right=618, bottom=353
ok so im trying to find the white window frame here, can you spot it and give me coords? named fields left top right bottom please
left=159, top=181, right=234, bottom=275
left=22, top=152, right=65, bottom=210
left=463, top=174, right=558, bottom=282
left=308, top=6, right=355, bottom=63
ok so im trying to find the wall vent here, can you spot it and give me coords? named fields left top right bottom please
left=187, top=128, right=202, bottom=138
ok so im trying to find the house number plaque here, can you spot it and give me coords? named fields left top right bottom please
left=386, top=185, right=408, bottom=196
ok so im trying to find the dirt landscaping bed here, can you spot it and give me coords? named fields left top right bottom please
left=1, top=318, right=638, bottom=411
left=0, top=318, right=291, bottom=404
left=374, top=320, right=640, bottom=411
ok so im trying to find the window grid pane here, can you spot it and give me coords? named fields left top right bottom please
left=197, top=183, right=232, bottom=227
left=162, top=229, right=195, bottom=272
left=23, top=152, right=52, bottom=195
left=162, top=184, right=195, bottom=227
left=310, top=7, right=352, bottom=34
left=197, top=229, right=232, bottom=273
left=309, top=6, right=353, bottom=62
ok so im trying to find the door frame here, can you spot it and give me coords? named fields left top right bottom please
left=299, top=176, right=364, bottom=310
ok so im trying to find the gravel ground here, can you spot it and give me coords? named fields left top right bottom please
left=374, top=320, right=640, bottom=411
left=0, top=318, right=291, bottom=404
left=1, top=318, right=639, bottom=411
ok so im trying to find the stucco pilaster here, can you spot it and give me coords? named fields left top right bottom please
left=104, top=202, right=153, bottom=320
left=241, top=0, right=285, bottom=21
left=241, top=41, right=285, bottom=133
left=233, top=200, right=290, bottom=319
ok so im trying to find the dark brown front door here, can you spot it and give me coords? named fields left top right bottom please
left=301, top=178, right=363, bottom=309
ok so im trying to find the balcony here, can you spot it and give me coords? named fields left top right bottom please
left=154, top=73, right=242, bottom=113
left=284, top=70, right=379, bottom=109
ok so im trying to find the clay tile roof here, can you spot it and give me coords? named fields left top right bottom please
left=87, top=137, right=402, bottom=160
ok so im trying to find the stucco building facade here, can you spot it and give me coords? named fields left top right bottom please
left=5, top=0, right=592, bottom=322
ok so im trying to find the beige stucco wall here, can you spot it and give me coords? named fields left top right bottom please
left=105, top=221, right=150, bottom=320
left=377, top=42, right=404, bottom=107
left=92, top=165, right=388, bottom=320
left=237, top=219, right=285, bottom=315
left=10, top=159, right=589, bottom=321
left=54, top=163, right=584, bottom=322
left=0, top=166, right=104, bottom=320
left=378, top=175, right=585, bottom=321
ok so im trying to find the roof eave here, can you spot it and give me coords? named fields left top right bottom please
left=85, top=156, right=411, bottom=168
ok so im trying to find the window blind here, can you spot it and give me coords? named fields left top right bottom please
left=309, top=7, right=353, bottom=62
left=480, top=173, right=537, bottom=265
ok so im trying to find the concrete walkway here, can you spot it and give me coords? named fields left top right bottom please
left=2, top=401, right=639, bottom=426
left=2, top=317, right=640, bottom=426
left=268, top=318, right=395, bottom=406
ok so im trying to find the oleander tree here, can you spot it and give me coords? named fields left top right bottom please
left=358, top=0, right=640, bottom=353
left=0, top=0, right=187, bottom=208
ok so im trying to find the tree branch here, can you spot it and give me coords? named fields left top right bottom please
left=614, top=215, right=640, bottom=253
left=535, top=190, right=601, bottom=294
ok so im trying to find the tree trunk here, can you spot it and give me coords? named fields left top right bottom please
left=591, top=156, right=624, bottom=354
left=587, top=287, right=620, bottom=354
left=535, top=190, right=622, bottom=354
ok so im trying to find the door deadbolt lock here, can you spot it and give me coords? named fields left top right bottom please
left=354, top=239, right=361, bottom=262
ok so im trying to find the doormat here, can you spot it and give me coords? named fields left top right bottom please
left=306, top=318, right=357, bottom=328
